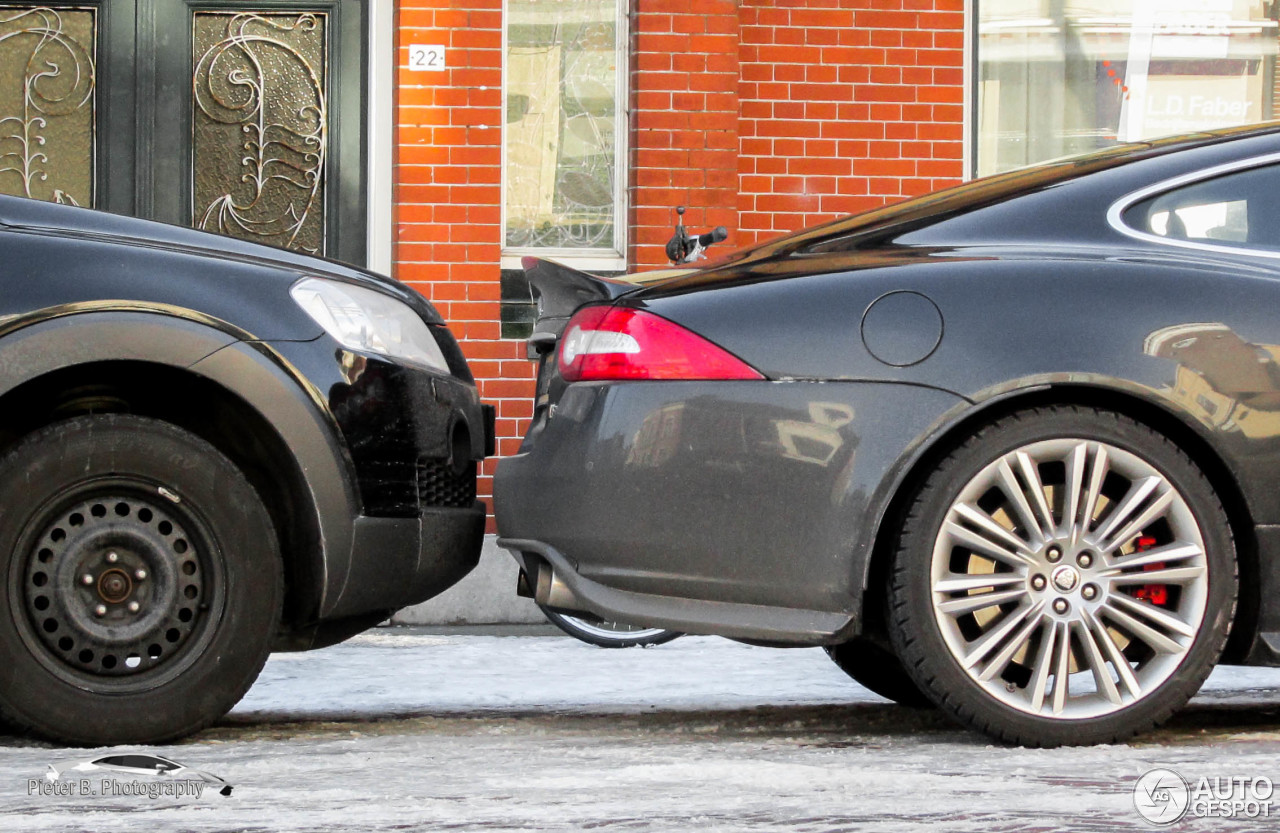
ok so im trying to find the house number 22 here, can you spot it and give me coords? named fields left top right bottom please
left=408, top=44, right=446, bottom=71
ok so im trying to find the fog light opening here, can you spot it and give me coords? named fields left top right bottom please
left=448, top=422, right=471, bottom=477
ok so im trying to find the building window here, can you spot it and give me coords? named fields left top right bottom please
left=976, top=0, right=1280, bottom=177
left=192, top=11, right=329, bottom=255
left=502, top=0, right=626, bottom=262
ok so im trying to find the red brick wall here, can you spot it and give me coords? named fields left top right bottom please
left=393, top=0, right=967, bottom=525
left=395, top=0, right=533, bottom=530
left=736, top=0, right=966, bottom=248
left=630, top=1, right=741, bottom=270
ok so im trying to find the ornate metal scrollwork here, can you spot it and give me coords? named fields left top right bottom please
left=0, top=6, right=96, bottom=205
left=193, top=12, right=327, bottom=254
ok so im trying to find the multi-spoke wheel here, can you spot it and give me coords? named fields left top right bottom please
left=889, top=407, right=1236, bottom=747
left=0, top=415, right=281, bottom=746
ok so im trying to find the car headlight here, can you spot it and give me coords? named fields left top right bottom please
left=290, top=277, right=449, bottom=373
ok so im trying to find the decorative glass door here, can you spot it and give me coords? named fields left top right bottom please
left=0, top=6, right=97, bottom=205
left=192, top=10, right=328, bottom=254
left=0, top=1, right=366, bottom=265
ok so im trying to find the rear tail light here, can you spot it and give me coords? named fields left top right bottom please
left=558, top=305, right=764, bottom=382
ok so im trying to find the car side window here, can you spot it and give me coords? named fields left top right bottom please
left=1124, top=165, right=1280, bottom=252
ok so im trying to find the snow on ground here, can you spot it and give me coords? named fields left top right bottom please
left=233, top=628, right=886, bottom=717
left=1, top=629, right=1277, bottom=832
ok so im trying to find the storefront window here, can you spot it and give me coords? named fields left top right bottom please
left=976, top=0, right=1280, bottom=176
left=503, top=0, right=624, bottom=258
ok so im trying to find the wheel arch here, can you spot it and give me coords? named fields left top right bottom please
left=859, top=383, right=1259, bottom=664
left=0, top=311, right=358, bottom=636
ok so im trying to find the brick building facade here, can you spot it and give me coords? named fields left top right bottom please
left=394, top=0, right=967, bottom=525
left=1, top=2, right=1272, bottom=532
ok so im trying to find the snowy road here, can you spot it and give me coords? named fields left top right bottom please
left=2, top=628, right=1278, bottom=831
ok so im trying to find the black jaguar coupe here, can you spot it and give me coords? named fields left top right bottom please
left=497, top=123, right=1280, bottom=747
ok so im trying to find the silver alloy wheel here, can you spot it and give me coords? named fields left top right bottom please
left=931, top=438, right=1209, bottom=720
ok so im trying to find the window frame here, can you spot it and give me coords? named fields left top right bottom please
left=1109, top=152, right=1280, bottom=260
left=0, top=0, right=373, bottom=266
left=499, top=0, right=628, bottom=272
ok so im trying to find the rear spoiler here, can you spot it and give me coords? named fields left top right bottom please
left=520, top=257, right=635, bottom=356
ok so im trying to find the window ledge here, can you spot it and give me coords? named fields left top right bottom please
left=500, top=253, right=628, bottom=274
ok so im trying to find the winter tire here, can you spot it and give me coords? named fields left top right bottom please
left=0, top=415, right=282, bottom=746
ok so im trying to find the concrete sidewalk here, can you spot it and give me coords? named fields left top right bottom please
left=392, top=535, right=546, bottom=625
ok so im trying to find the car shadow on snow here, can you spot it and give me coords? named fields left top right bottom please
left=194, top=699, right=1280, bottom=746
left=2, top=698, right=1277, bottom=749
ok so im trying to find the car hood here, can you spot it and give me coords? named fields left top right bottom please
left=0, top=195, right=443, bottom=324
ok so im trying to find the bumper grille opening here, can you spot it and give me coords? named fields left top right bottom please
left=358, top=455, right=477, bottom=517
left=418, top=457, right=477, bottom=508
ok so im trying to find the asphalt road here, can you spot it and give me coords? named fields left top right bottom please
left=2, top=628, right=1277, bottom=832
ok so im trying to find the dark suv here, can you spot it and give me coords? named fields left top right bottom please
left=0, top=195, right=491, bottom=746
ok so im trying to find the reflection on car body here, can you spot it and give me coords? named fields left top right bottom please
left=1145, top=322, right=1280, bottom=437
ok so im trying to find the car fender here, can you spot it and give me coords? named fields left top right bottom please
left=0, top=307, right=360, bottom=623
left=851, top=371, right=1263, bottom=638
left=190, top=341, right=360, bottom=619
left=0, top=303, right=246, bottom=374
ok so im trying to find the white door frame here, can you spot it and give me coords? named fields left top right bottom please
left=367, top=0, right=395, bottom=275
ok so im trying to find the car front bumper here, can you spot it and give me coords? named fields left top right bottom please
left=324, top=505, right=487, bottom=620
left=318, top=350, right=491, bottom=620
left=264, top=339, right=493, bottom=633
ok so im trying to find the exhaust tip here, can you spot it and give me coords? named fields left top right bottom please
left=528, top=557, right=577, bottom=609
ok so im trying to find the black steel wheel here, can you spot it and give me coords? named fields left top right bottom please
left=889, top=407, right=1237, bottom=747
left=0, top=415, right=281, bottom=746
left=824, top=637, right=934, bottom=708
left=540, top=605, right=682, bottom=648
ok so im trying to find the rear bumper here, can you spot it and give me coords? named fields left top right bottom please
left=500, top=538, right=849, bottom=644
left=495, top=378, right=966, bottom=626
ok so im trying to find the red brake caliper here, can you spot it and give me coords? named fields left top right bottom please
left=1132, top=535, right=1169, bottom=606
